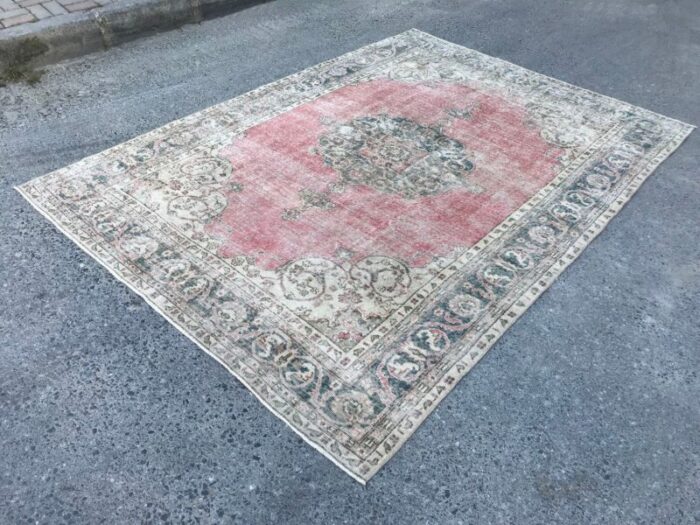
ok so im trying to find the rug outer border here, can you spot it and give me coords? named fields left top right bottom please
left=15, top=28, right=695, bottom=484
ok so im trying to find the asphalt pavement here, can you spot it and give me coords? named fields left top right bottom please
left=1, top=0, right=699, bottom=523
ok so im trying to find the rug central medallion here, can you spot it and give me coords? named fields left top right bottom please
left=124, top=78, right=563, bottom=352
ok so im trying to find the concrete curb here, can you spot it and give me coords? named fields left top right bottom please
left=0, top=0, right=268, bottom=69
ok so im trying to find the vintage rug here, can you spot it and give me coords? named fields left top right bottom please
left=18, top=29, right=693, bottom=483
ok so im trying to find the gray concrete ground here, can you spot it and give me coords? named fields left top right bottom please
left=1, top=0, right=699, bottom=523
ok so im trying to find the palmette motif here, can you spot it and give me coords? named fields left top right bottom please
left=19, top=30, right=692, bottom=482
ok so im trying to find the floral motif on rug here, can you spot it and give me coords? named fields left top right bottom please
left=18, top=29, right=693, bottom=483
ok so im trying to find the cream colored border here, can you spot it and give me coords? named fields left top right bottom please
left=16, top=30, right=695, bottom=484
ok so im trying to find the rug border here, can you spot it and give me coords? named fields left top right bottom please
left=15, top=29, right=695, bottom=484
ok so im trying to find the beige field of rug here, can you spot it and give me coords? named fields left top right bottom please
left=17, top=29, right=693, bottom=483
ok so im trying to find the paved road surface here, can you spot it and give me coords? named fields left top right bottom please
left=1, top=0, right=698, bottom=523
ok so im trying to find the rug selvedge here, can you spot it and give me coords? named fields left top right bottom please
left=18, top=29, right=693, bottom=483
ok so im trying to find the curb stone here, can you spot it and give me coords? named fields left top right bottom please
left=0, top=0, right=268, bottom=69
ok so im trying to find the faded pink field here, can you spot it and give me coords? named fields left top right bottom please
left=207, top=79, right=563, bottom=270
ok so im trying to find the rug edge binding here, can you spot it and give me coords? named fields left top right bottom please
left=14, top=28, right=696, bottom=484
